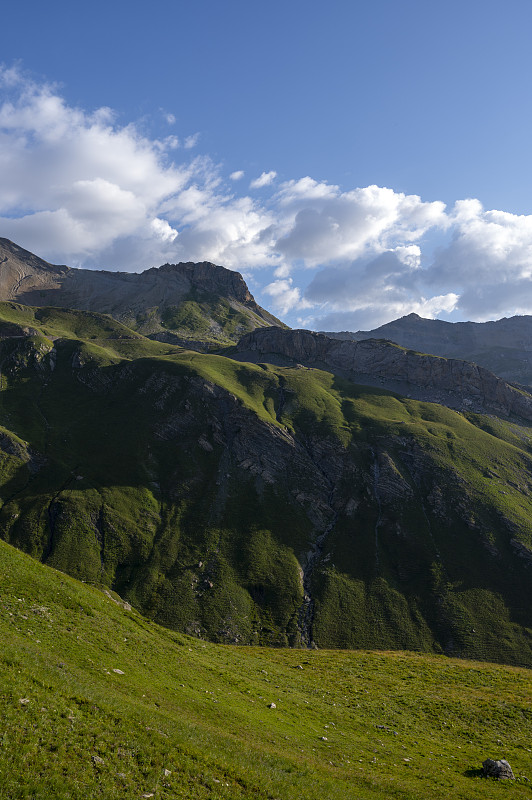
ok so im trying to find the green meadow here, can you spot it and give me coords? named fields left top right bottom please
left=2, top=538, right=532, bottom=799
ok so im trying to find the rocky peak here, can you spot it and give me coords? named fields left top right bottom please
left=322, top=312, right=532, bottom=385
left=149, top=261, right=255, bottom=305
left=0, top=238, right=282, bottom=346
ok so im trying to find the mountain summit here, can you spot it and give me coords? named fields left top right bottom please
left=0, top=238, right=283, bottom=348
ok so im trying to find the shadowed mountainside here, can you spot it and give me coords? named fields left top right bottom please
left=1, top=303, right=532, bottom=664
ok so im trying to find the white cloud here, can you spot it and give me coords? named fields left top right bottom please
left=302, top=246, right=459, bottom=331
left=273, top=263, right=291, bottom=278
left=151, top=217, right=178, bottom=242
left=425, top=199, right=532, bottom=318
left=314, top=293, right=460, bottom=332
left=276, top=176, right=338, bottom=204
left=263, top=278, right=311, bottom=315
left=0, top=67, right=273, bottom=269
left=301, top=196, right=532, bottom=330
left=274, top=183, right=447, bottom=266
left=184, top=133, right=200, bottom=149
left=161, top=135, right=180, bottom=150
left=173, top=195, right=279, bottom=269
left=4, top=67, right=532, bottom=329
left=250, top=170, right=277, bottom=189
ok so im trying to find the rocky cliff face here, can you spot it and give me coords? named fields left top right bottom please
left=323, top=312, right=532, bottom=386
left=235, top=327, right=532, bottom=421
left=0, top=238, right=282, bottom=346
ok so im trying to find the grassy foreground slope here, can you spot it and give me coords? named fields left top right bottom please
left=2, top=538, right=532, bottom=800
left=1, top=302, right=532, bottom=662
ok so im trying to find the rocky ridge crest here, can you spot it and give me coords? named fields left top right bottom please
left=0, top=238, right=281, bottom=344
left=235, top=327, right=532, bottom=421
left=323, top=312, right=532, bottom=386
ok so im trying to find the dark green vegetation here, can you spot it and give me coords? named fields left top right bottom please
left=1, top=302, right=532, bottom=664
left=2, top=537, right=532, bottom=800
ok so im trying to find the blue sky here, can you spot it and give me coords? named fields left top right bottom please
left=2, top=0, right=532, bottom=330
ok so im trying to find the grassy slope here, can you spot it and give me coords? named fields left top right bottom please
left=123, top=284, right=285, bottom=347
left=2, top=538, right=532, bottom=800
left=1, top=303, right=532, bottom=661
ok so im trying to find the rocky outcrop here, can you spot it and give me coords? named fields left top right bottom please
left=151, top=261, right=255, bottom=306
left=235, top=327, right=532, bottom=421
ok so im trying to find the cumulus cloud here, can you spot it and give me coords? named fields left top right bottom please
left=171, top=195, right=279, bottom=269
left=250, top=170, right=277, bottom=189
left=423, top=199, right=532, bottom=318
left=0, top=67, right=275, bottom=269
left=300, top=242, right=461, bottom=331
left=314, top=293, right=459, bottom=332
left=4, top=66, right=532, bottom=329
left=0, top=68, right=193, bottom=265
left=273, top=180, right=532, bottom=329
left=263, top=278, right=311, bottom=315
left=274, top=182, right=447, bottom=266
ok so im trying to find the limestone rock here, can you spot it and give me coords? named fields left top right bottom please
left=323, top=312, right=532, bottom=386
left=482, top=758, right=515, bottom=779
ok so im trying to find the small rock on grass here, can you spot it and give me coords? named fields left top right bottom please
left=268, top=702, right=276, bottom=709
left=482, top=759, right=515, bottom=780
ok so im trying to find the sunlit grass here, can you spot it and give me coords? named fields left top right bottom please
left=2, top=538, right=532, bottom=799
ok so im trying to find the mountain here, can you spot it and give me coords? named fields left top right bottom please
left=0, top=238, right=283, bottom=349
left=233, top=326, right=532, bottom=420
left=322, top=313, right=532, bottom=387
left=4, top=536, right=531, bottom=800
left=2, top=302, right=532, bottom=664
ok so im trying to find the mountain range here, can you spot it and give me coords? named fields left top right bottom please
left=2, top=238, right=532, bottom=666
left=323, top=313, right=532, bottom=388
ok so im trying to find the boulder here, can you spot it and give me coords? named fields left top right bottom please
left=482, top=758, right=515, bottom=779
